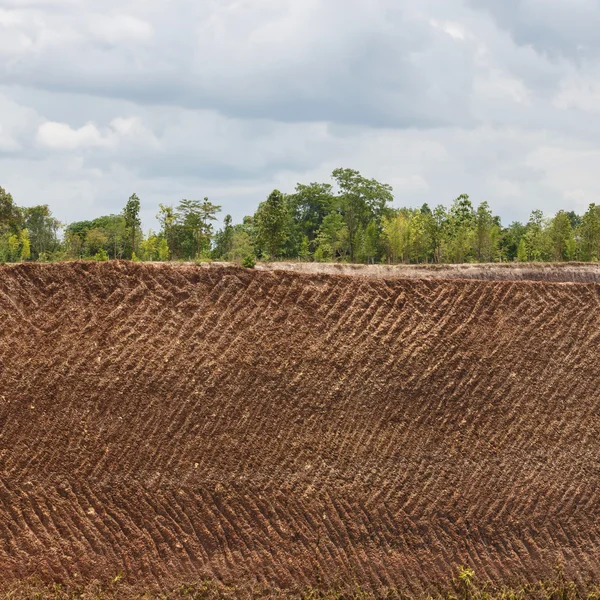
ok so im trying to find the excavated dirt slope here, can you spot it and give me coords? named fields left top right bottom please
left=1, top=261, right=600, bottom=594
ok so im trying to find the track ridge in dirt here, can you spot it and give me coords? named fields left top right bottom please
left=1, top=261, right=600, bottom=593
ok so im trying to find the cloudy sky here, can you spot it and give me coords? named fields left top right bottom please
left=2, top=0, right=600, bottom=230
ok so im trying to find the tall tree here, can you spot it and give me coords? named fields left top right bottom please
left=332, top=168, right=393, bottom=261
left=123, top=193, right=141, bottom=257
left=176, top=198, right=221, bottom=258
left=548, top=210, right=575, bottom=261
left=21, top=205, right=61, bottom=260
left=579, top=204, right=600, bottom=261
left=255, top=190, right=289, bottom=259
left=474, top=201, right=500, bottom=262
left=523, top=210, right=548, bottom=261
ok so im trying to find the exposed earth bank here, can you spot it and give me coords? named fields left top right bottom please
left=1, top=261, right=599, bottom=596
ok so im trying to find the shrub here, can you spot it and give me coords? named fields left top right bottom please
left=94, top=248, right=109, bottom=262
left=242, top=254, right=256, bottom=268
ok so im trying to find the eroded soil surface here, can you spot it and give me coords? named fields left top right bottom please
left=1, top=261, right=600, bottom=594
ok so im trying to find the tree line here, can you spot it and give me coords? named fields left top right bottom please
left=2, top=169, right=599, bottom=265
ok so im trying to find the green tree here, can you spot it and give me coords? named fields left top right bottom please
left=517, top=238, right=528, bottom=262
left=213, top=214, right=234, bottom=259
left=21, top=205, right=61, bottom=260
left=523, top=209, right=547, bottom=261
left=548, top=210, right=575, bottom=261
left=382, top=211, right=410, bottom=263
left=158, top=238, right=170, bottom=261
left=140, top=232, right=160, bottom=261
left=176, top=198, right=221, bottom=259
left=288, top=182, right=335, bottom=243
left=255, top=190, right=288, bottom=259
left=579, top=204, right=600, bottom=260
left=123, top=193, right=141, bottom=257
left=20, top=229, right=31, bottom=261
left=228, top=230, right=255, bottom=264
left=0, top=186, right=22, bottom=235
left=157, top=204, right=176, bottom=259
left=332, top=168, right=393, bottom=261
left=85, top=228, right=109, bottom=257
left=8, top=234, right=20, bottom=261
left=474, top=201, right=500, bottom=262
left=446, top=194, right=475, bottom=263
left=314, top=212, right=349, bottom=261
left=500, top=221, right=527, bottom=262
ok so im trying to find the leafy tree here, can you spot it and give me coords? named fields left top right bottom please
left=157, top=204, right=176, bottom=259
left=523, top=209, right=548, bottom=261
left=85, top=228, right=109, bottom=257
left=314, top=212, right=349, bottom=261
left=474, top=201, right=500, bottom=262
left=382, top=211, right=410, bottom=263
left=579, top=204, right=600, bottom=260
left=547, top=210, right=575, bottom=261
left=8, top=234, right=20, bottom=261
left=517, top=239, right=528, bottom=262
left=429, top=205, right=448, bottom=263
left=446, top=194, right=475, bottom=263
left=332, top=168, right=393, bottom=261
left=255, top=190, right=288, bottom=259
left=288, top=182, right=335, bottom=243
left=158, top=238, right=170, bottom=261
left=140, top=233, right=160, bottom=261
left=0, top=186, right=22, bottom=235
left=500, top=221, right=526, bottom=262
left=20, top=229, right=31, bottom=261
left=228, top=230, right=255, bottom=263
left=176, top=198, right=221, bottom=259
left=123, top=193, right=141, bottom=257
left=213, top=214, right=234, bottom=259
left=408, top=210, right=429, bottom=263
left=21, top=205, right=61, bottom=260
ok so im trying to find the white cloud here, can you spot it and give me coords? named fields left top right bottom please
left=1, top=0, right=600, bottom=230
left=37, top=122, right=112, bottom=150
left=35, top=116, right=159, bottom=151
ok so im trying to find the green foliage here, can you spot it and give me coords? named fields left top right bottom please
left=123, top=193, right=141, bottom=257
left=157, top=198, right=221, bottom=260
left=255, top=189, right=289, bottom=258
left=20, top=229, right=31, bottom=261
left=517, top=238, right=528, bottom=262
left=158, top=237, right=170, bottom=261
left=241, top=254, right=256, bottom=268
left=21, top=204, right=61, bottom=260
left=228, top=230, right=255, bottom=264
left=93, top=248, right=109, bottom=261
left=332, top=168, right=393, bottom=261
left=7, top=173, right=600, bottom=266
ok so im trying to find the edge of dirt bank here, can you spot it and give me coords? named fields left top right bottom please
left=2, top=260, right=600, bottom=283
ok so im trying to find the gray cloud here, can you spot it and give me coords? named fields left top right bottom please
left=1, top=0, right=600, bottom=230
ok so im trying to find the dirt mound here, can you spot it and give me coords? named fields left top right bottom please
left=1, top=261, right=600, bottom=595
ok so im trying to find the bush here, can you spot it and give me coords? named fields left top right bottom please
left=94, top=248, right=109, bottom=262
left=242, top=254, right=256, bottom=269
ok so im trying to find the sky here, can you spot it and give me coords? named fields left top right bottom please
left=2, top=0, right=600, bottom=230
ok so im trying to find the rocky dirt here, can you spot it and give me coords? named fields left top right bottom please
left=1, top=261, right=600, bottom=595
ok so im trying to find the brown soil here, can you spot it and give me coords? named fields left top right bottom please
left=1, top=261, right=600, bottom=595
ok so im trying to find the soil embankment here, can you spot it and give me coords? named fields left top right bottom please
left=1, top=261, right=599, bottom=594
